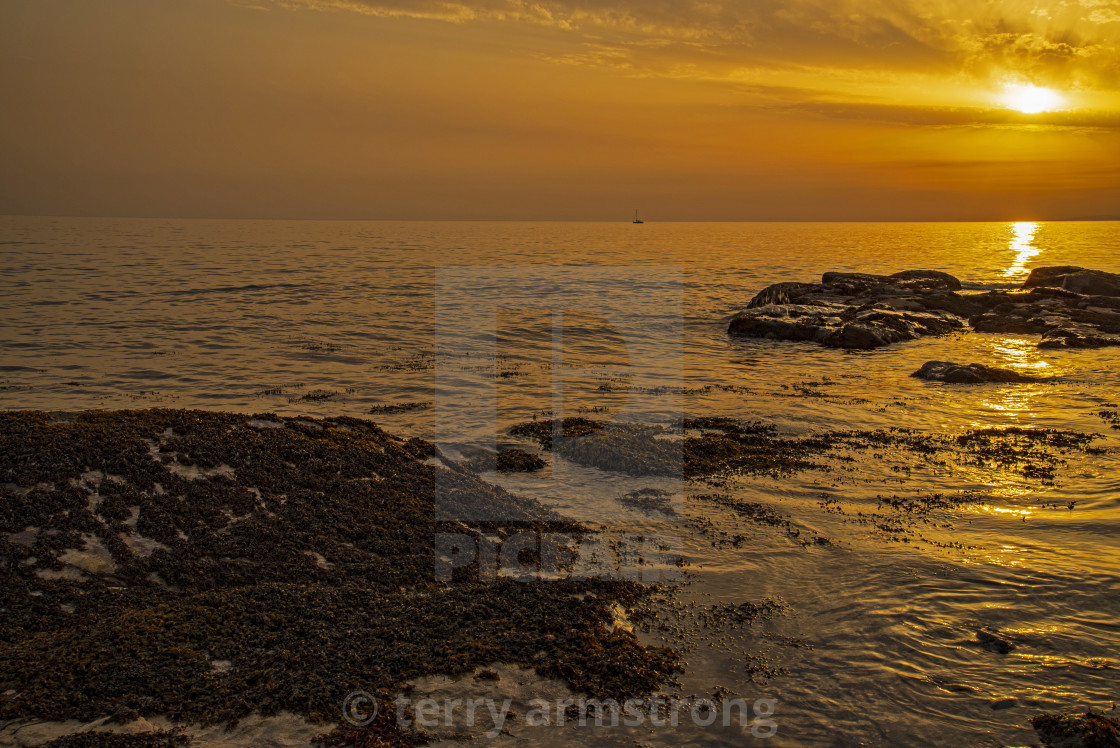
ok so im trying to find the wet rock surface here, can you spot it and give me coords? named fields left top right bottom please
left=1031, top=709, right=1120, bottom=748
left=510, top=417, right=831, bottom=478
left=494, top=448, right=546, bottom=473
left=618, top=488, right=678, bottom=516
left=729, top=267, right=1120, bottom=350
left=912, top=361, right=1041, bottom=384
left=989, top=698, right=1018, bottom=711
left=0, top=409, right=678, bottom=744
left=2, top=409, right=1114, bottom=746
left=975, top=628, right=1017, bottom=654
left=1024, top=267, right=1120, bottom=297
left=509, top=418, right=682, bottom=476
left=509, top=416, right=1101, bottom=487
left=729, top=270, right=969, bottom=349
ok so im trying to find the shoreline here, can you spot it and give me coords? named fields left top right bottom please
left=2, top=406, right=1117, bottom=746
left=0, top=409, right=678, bottom=746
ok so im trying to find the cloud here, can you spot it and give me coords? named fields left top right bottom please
left=247, top=0, right=739, bottom=36
left=241, top=0, right=1120, bottom=91
left=1089, top=8, right=1120, bottom=23
left=778, top=100, right=1120, bottom=129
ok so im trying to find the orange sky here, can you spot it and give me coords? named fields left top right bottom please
left=1, top=0, right=1118, bottom=220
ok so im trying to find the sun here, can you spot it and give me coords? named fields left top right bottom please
left=1001, top=83, right=1065, bottom=114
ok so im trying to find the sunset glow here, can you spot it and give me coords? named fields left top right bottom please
left=1002, top=84, right=1066, bottom=114
left=3, top=2, right=1120, bottom=742
left=0, top=0, right=1118, bottom=220
left=1005, top=221, right=1042, bottom=278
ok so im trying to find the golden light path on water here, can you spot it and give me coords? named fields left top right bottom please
left=1004, top=221, right=1041, bottom=278
left=983, top=505, right=1033, bottom=521
left=986, top=335, right=1051, bottom=372
left=960, top=334, right=1054, bottom=519
left=968, top=337, right=1051, bottom=433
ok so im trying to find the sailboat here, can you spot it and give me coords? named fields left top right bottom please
left=633, top=209, right=644, bottom=224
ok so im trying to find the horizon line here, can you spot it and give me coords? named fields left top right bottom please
left=3, top=213, right=1117, bottom=224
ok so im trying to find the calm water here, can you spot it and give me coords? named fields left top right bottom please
left=2, top=217, right=1119, bottom=746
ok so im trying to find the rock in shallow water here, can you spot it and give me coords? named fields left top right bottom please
left=1025, top=266, right=1120, bottom=297
left=975, top=628, right=1016, bottom=654
left=730, top=267, right=1120, bottom=350
left=1031, top=709, right=1120, bottom=748
left=912, top=361, right=1040, bottom=384
left=495, top=448, right=546, bottom=472
left=730, top=270, right=969, bottom=349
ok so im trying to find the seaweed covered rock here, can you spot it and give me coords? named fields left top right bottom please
left=912, top=361, right=1040, bottom=384
left=495, top=448, right=547, bottom=473
left=0, top=409, right=678, bottom=741
left=1031, top=709, right=1120, bottom=748
left=28, top=730, right=191, bottom=747
left=512, top=416, right=817, bottom=478
left=460, top=447, right=547, bottom=473
left=510, top=418, right=681, bottom=476
left=510, top=415, right=1100, bottom=484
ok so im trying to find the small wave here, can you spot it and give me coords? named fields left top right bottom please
left=163, top=282, right=314, bottom=296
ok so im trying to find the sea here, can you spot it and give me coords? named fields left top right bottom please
left=2, top=216, right=1119, bottom=747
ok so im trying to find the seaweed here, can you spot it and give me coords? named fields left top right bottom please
left=1031, top=709, right=1120, bottom=748
left=0, top=409, right=679, bottom=744
left=494, top=449, right=546, bottom=473
left=29, top=730, right=191, bottom=747
left=510, top=417, right=1098, bottom=484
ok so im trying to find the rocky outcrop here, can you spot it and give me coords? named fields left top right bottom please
left=972, top=291, right=1120, bottom=350
left=1006, top=267, right=1120, bottom=347
left=730, top=267, right=1120, bottom=350
left=1024, top=266, right=1120, bottom=297
left=745, top=270, right=963, bottom=310
left=729, top=307, right=964, bottom=350
left=912, top=361, right=1040, bottom=384
left=731, top=270, right=973, bottom=349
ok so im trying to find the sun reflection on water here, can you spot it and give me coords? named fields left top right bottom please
left=985, top=336, right=1050, bottom=371
left=972, top=384, right=1051, bottom=426
left=982, top=505, right=1033, bottom=520
left=969, top=337, right=1052, bottom=423
left=1004, top=222, right=1041, bottom=278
